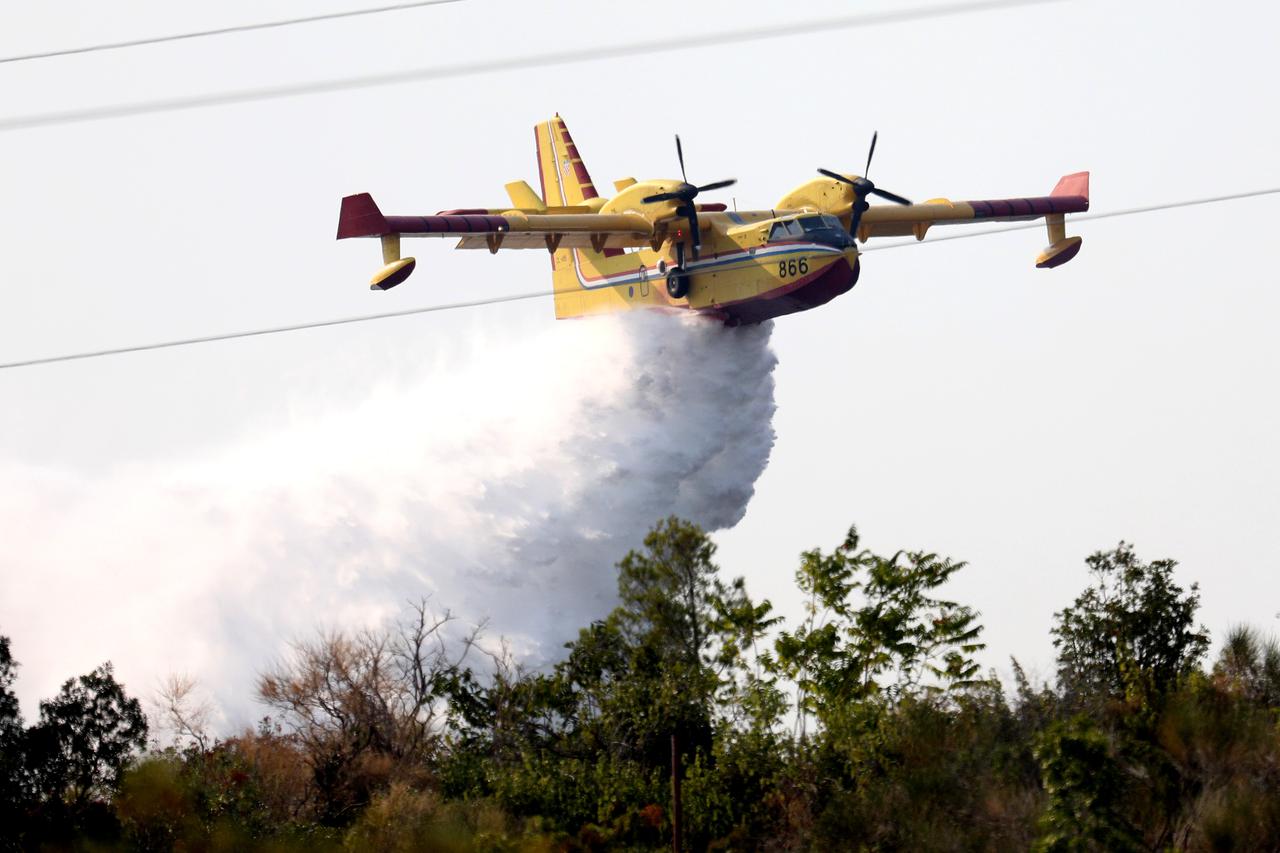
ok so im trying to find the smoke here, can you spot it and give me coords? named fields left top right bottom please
left=0, top=312, right=777, bottom=727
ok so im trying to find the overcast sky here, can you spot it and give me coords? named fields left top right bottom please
left=2, top=0, right=1278, bottom=716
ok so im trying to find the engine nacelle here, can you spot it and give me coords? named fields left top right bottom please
left=600, top=179, right=684, bottom=217
left=776, top=175, right=857, bottom=216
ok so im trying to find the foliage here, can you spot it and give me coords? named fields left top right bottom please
left=0, top=635, right=19, bottom=738
left=25, top=662, right=148, bottom=809
left=6, top=521, right=1280, bottom=851
left=1032, top=715, right=1142, bottom=852
left=1052, top=541, right=1209, bottom=709
left=0, top=652, right=148, bottom=849
left=0, top=636, right=26, bottom=842
left=1212, top=624, right=1280, bottom=707
left=257, top=597, right=479, bottom=824
left=773, top=524, right=987, bottom=735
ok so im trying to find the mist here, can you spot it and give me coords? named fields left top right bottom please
left=0, top=311, right=777, bottom=728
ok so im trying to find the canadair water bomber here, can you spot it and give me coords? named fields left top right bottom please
left=337, top=115, right=1089, bottom=325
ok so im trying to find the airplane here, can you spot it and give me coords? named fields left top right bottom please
left=336, top=115, right=1088, bottom=326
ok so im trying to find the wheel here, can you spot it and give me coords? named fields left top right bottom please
left=666, top=269, right=689, bottom=299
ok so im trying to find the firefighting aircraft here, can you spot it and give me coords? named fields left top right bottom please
left=336, top=115, right=1089, bottom=325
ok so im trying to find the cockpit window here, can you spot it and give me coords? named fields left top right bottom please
left=771, top=216, right=843, bottom=241
left=799, top=214, right=843, bottom=232
left=768, top=220, right=805, bottom=240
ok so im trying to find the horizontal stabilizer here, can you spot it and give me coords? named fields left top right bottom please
left=505, top=180, right=545, bottom=210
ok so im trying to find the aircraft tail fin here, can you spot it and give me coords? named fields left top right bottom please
left=535, top=115, right=605, bottom=209
left=534, top=116, right=632, bottom=317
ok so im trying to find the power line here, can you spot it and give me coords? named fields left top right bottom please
left=0, top=291, right=549, bottom=371
left=0, top=0, right=464, bottom=66
left=1, top=186, right=1276, bottom=372
left=0, top=0, right=1065, bottom=134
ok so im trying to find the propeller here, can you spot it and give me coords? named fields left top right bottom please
left=818, top=131, right=912, bottom=240
left=642, top=134, right=736, bottom=260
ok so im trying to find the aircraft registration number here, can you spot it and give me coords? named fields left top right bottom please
left=778, top=258, right=809, bottom=278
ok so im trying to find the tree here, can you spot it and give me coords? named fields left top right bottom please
left=1213, top=625, right=1280, bottom=707
left=772, top=525, right=987, bottom=732
left=438, top=517, right=781, bottom=846
left=1052, top=542, right=1209, bottom=709
left=24, top=662, right=148, bottom=810
left=611, top=516, right=724, bottom=760
left=613, top=517, right=780, bottom=749
left=257, top=598, right=479, bottom=824
left=0, top=636, right=26, bottom=826
left=0, top=636, right=19, bottom=737
left=153, top=673, right=214, bottom=752
left=1033, top=716, right=1143, bottom=852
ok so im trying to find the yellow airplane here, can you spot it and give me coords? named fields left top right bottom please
left=337, top=115, right=1088, bottom=325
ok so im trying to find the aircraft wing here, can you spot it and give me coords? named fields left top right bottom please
left=337, top=193, right=654, bottom=252
left=857, top=172, right=1090, bottom=241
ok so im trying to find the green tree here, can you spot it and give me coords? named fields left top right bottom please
left=611, top=515, right=726, bottom=759
left=0, top=635, right=27, bottom=834
left=23, top=662, right=148, bottom=811
left=443, top=517, right=779, bottom=846
left=1033, top=716, right=1142, bottom=852
left=545, top=517, right=779, bottom=769
left=773, top=525, right=987, bottom=730
left=1052, top=542, right=1209, bottom=709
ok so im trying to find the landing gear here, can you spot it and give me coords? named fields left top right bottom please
left=666, top=241, right=690, bottom=300
left=666, top=269, right=690, bottom=299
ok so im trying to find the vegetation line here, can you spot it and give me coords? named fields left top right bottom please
left=3, top=517, right=1272, bottom=849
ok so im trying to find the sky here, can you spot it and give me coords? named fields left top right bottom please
left=1, top=0, right=1278, bottom=721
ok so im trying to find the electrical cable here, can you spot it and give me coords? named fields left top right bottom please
left=0, top=0, right=1065, bottom=133
left=1, top=186, right=1275, bottom=372
left=0, top=0, right=465, bottom=65
left=0, top=290, right=550, bottom=370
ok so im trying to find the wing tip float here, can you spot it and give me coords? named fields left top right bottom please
left=1036, top=171, right=1089, bottom=269
left=337, top=194, right=417, bottom=290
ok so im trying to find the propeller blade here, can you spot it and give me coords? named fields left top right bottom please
left=673, top=202, right=701, bottom=260
left=864, top=131, right=878, bottom=179
left=818, top=168, right=856, bottom=185
left=849, top=199, right=871, bottom=241
left=642, top=192, right=683, bottom=204
left=675, top=134, right=688, bottom=184
left=696, top=178, right=737, bottom=193
left=870, top=187, right=913, bottom=206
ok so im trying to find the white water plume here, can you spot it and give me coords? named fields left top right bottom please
left=0, top=312, right=777, bottom=727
